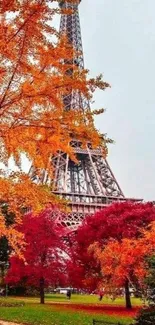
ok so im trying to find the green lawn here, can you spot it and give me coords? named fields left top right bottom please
left=0, top=294, right=143, bottom=325
left=13, top=293, right=142, bottom=306
left=45, top=293, right=143, bottom=306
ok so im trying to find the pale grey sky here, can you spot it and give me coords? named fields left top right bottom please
left=78, top=0, right=155, bottom=201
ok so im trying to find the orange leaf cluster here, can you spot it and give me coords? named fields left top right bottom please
left=90, top=221, right=155, bottom=293
left=0, top=173, right=63, bottom=220
left=0, top=215, right=25, bottom=257
left=0, top=172, right=64, bottom=253
left=0, top=0, right=110, bottom=170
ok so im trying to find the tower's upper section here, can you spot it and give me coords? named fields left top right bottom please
left=59, top=0, right=89, bottom=111
left=59, top=0, right=84, bottom=70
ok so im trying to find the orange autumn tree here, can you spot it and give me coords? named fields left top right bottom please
left=0, top=0, right=109, bottom=168
left=0, top=0, right=110, bottom=251
left=90, top=221, right=155, bottom=309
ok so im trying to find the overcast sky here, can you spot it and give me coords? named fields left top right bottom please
left=76, top=0, right=155, bottom=201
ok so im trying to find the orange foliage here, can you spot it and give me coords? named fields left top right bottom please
left=0, top=214, right=25, bottom=258
left=0, top=0, right=110, bottom=169
left=90, top=221, right=155, bottom=293
left=0, top=173, right=62, bottom=221
left=0, top=172, right=63, bottom=255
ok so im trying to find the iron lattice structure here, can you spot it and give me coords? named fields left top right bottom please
left=30, top=0, right=139, bottom=229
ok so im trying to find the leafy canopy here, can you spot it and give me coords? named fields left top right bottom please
left=67, top=202, right=155, bottom=290
left=6, top=208, right=68, bottom=290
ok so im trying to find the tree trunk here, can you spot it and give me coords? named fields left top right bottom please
left=125, top=279, right=132, bottom=309
left=40, top=277, right=45, bottom=304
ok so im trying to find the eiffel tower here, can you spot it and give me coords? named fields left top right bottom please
left=30, top=0, right=139, bottom=229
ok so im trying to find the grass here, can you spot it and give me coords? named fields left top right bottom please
left=0, top=294, right=143, bottom=325
left=0, top=303, right=133, bottom=325
left=15, top=294, right=143, bottom=306
left=45, top=293, right=143, bottom=306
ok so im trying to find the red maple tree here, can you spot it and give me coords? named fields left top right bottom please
left=6, top=208, right=68, bottom=303
left=67, top=202, right=155, bottom=307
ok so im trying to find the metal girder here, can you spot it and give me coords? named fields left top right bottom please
left=50, top=143, right=124, bottom=199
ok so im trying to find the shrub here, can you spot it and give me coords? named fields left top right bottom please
left=134, top=307, right=155, bottom=325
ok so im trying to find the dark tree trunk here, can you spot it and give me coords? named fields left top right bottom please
left=1, top=265, right=5, bottom=284
left=40, top=277, right=45, bottom=304
left=124, top=279, right=132, bottom=309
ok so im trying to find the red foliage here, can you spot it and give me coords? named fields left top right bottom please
left=6, top=208, right=68, bottom=288
left=67, top=202, right=155, bottom=291
left=78, top=201, right=155, bottom=244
